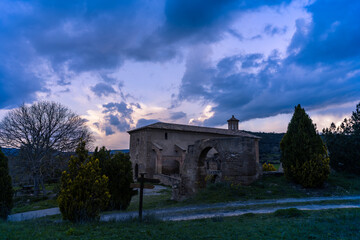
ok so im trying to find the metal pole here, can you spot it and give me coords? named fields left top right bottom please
left=139, top=173, right=145, bottom=221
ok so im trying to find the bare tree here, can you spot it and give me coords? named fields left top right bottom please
left=0, top=101, right=93, bottom=195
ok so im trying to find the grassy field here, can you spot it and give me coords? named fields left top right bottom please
left=12, top=183, right=60, bottom=213
left=11, top=172, right=360, bottom=214
left=1, top=208, right=360, bottom=239
left=181, top=172, right=360, bottom=205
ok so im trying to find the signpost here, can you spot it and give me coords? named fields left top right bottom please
left=131, top=173, right=160, bottom=221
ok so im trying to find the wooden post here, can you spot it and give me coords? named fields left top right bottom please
left=138, top=173, right=145, bottom=221
left=129, top=173, right=159, bottom=222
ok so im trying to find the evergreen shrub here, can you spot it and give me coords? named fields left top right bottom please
left=0, top=148, right=13, bottom=220
left=94, top=147, right=136, bottom=210
left=58, top=142, right=110, bottom=222
left=280, top=104, right=330, bottom=188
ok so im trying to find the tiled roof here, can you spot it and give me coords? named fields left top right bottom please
left=127, top=122, right=260, bottom=139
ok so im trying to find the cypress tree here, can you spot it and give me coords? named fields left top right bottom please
left=0, top=148, right=13, bottom=220
left=280, top=104, right=330, bottom=187
left=94, top=147, right=136, bottom=210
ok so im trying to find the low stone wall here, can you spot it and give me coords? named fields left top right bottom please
left=153, top=174, right=181, bottom=186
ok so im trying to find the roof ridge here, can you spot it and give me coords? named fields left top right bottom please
left=128, top=121, right=260, bottom=139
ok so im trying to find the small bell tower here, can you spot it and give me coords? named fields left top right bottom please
left=227, top=115, right=239, bottom=131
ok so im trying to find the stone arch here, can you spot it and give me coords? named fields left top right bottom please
left=192, top=139, right=224, bottom=190
left=179, top=137, right=261, bottom=199
left=197, top=146, right=221, bottom=187
left=196, top=146, right=213, bottom=188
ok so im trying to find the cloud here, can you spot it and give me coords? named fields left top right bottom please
left=227, top=29, right=244, bottom=41
left=264, top=24, right=287, bottom=36
left=100, top=101, right=140, bottom=133
left=135, top=118, right=159, bottom=128
left=162, top=0, right=291, bottom=39
left=0, top=63, right=46, bottom=108
left=106, top=114, right=130, bottom=132
left=170, top=111, right=186, bottom=120
left=288, top=0, right=360, bottom=65
left=104, top=126, right=115, bottom=136
left=0, top=0, right=292, bottom=109
left=90, top=83, right=116, bottom=97
left=176, top=0, right=360, bottom=126
left=102, top=102, right=133, bottom=119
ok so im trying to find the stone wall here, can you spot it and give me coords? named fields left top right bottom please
left=178, top=137, right=261, bottom=199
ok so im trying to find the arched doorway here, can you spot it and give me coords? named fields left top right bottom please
left=197, top=147, right=220, bottom=188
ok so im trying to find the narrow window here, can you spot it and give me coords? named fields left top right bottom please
left=165, top=132, right=168, bottom=140
left=135, top=164, right=139, bottom=179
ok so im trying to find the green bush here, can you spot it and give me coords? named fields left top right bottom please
left=94, top=147, right=136, bottom=210
left=262, top=163, right=276, bottom=171
left=58, top=142, right=110, bottom=222
left=0, top=148, right=13, bottom=220
left=280, top=104, right=330, bottom=188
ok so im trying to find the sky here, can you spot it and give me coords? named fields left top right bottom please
left=1, top=0, right=360, bottom=149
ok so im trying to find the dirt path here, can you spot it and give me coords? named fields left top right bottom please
left=8, top=195, right=360, bottom=222
left=101, top=195, right=360, bottom=221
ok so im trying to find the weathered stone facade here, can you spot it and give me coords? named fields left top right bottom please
left=128, top=116, right=261, bottom=200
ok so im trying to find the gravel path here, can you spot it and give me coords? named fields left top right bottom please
left=8, top=195, right=360, bottom=222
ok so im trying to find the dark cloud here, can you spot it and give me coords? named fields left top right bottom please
left=0, top=0, right=291, bottom=109
left=90, top=83, right=116, bottom=97
left=136, top=118, right=159, bottom=128
left=170, top=111, right=186, bottom=120
left=177, top=0, right=360, bottom=126
left=178, top=46, right=215, bottom=101
left=106, top=114, right=130, bottom=132
left=104, top=126, right=115, bottom=136
left=100, top=101, right=143, bottom=133
left=264, top=24, right=287, bottom=36
left=288, top=0, right=360, bottom=65
left=227, top=29, right=244, bottom=41
left=250, top=34, right=262, bottom=40
left=162, top=0, right=291, bottom=41
left=0, top=64, right=45, bottom=109
left=102, top=102, right=133, bottom=119
left=130, top=103, right=141, bottom=109
left=93, top=122, right=100, bottom=129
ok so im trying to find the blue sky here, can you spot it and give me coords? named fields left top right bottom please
left=1, top=0, right=359, bottom=149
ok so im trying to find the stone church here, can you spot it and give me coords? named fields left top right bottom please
left=128, top=116, right=262, bottom=199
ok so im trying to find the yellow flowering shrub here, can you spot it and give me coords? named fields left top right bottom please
left=262, top=163, right=277, bottom=171
left=58, top=142, right=110, bottom=222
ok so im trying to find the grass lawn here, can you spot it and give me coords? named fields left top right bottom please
left=11, top=183, right=59, bottom=214
left=1, top=208, right=360, bottom=239
left=11, top=172, right=360, bottom=214
left=181, top=171, right=360, bottom=205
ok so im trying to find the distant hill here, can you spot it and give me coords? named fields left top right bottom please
left=110, top=149, right=129, bottom=154
left=1, top=148, right=19, bottom=156
left=1, top=147, right=130, bottom=157
left=247, top=132, right=285, bottom=163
